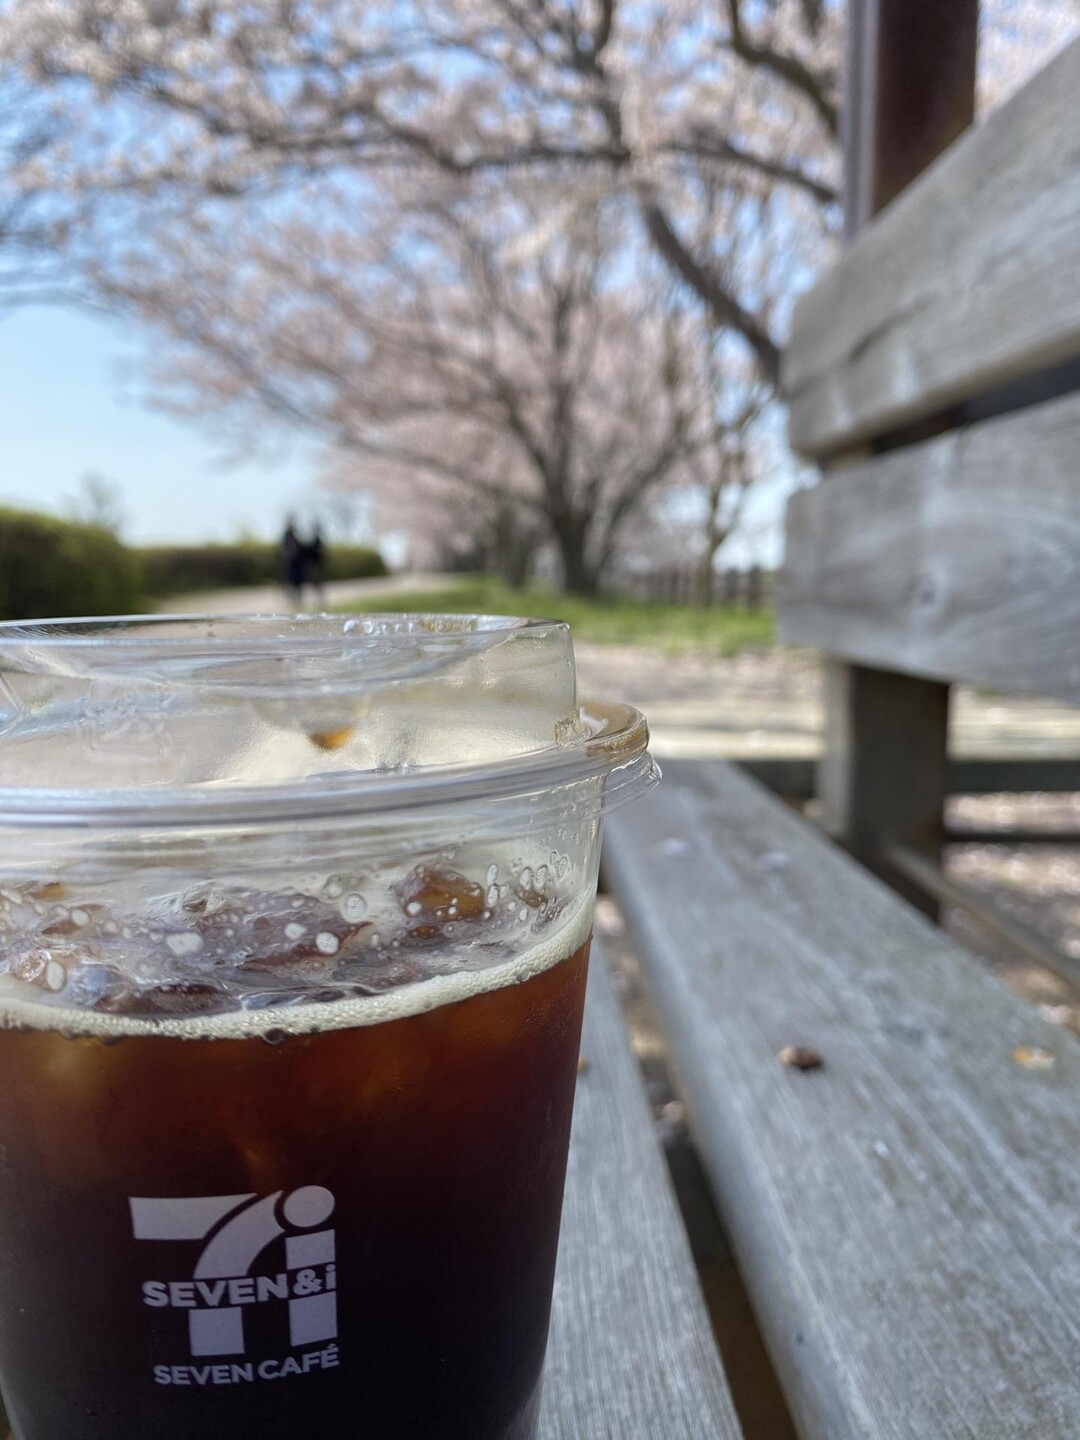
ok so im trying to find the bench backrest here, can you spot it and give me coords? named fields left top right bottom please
left=778, top=36, right=1080, bottom=703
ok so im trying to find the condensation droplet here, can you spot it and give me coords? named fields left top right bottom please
left=520, top=868, right=532, bottom=891
left=486, top=885, right=499, bottom=907
left=285, top=922, right=306, bottom=942
left=486, top=864, right=498, bottom=887
left=343, top=894, right=367, bottom=922
left=103, top=920, right=119, bottom=936
left=518, top=907, right=529, bottom=922
left=315, top=931, right=340, bottom=956
left=166, top=931, right=204, bottom=958
left=45, top=960, right=66, bottom=991
left=70, top=908, right=90, bottom=928
left=406, top=901, right=422, bottom=916
left=322, top=878, right=345, bottom=900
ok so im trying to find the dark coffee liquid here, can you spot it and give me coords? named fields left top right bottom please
left=0, top=938, right=590, bottom=1440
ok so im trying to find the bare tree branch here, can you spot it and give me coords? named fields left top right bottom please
left=726, top=0, right=840, bottom=137
left=640, top=199, right=781, bottom=385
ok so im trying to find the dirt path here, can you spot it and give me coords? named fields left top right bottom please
left=157, top=571, right=455, bottom=616
left=573, top=643, right=1080, bottom=762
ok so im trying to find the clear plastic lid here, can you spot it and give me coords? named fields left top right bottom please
left=0, top=614, right=657, bottom=827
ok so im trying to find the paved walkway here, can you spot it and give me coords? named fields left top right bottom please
left=157, top=572, right=452, bottom=617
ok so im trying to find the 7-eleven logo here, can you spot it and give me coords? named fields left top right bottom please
left=131, top=1187, right=337, bottom=1358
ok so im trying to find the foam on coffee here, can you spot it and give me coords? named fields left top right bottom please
left=0, top=888, right=594, bottom=1041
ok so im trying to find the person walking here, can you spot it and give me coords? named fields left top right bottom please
left=306, top=525, right=327, bottom=610
left=281, top=516, right=307, bottom=610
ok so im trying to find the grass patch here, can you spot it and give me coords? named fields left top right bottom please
left=338, top=576, right=773, bottom=653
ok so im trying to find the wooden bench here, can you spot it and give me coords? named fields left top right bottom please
left=556, top=8, right=1080, bottom=1437
left=778, top=12, right=1080, bottom=938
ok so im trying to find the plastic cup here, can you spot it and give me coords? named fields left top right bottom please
left=0, top=615, right=656, bottom=1440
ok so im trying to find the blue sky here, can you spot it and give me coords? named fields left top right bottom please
left=0, top=305, right=330, bottom=544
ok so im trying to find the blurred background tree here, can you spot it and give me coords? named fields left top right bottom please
left=66, top=473, right=126, bottom=537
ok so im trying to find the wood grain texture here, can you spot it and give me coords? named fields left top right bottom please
left=541, top=940, right=742, bottom=1440
left=778, top=388, right=1080, bottom=700
left=603, top=759, right=1080, bottom=1440
left=785, top=37, right=1080, bottom=458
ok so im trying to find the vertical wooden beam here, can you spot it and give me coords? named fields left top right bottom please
left=819, top=665, right=951, bottom=912
left=844, top=0, right=980, bottom=236
left=823, top=0, right=979, bottom=915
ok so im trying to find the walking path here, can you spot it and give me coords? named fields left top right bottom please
left=157, top=571, right=452, bottom=617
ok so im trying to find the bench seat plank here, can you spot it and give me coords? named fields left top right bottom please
left=604, top=760, right=1080, bottom=1439
left=542, top=938, right=743, bottom=1439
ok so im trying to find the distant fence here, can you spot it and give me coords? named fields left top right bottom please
left=614, top=566, right=774, bottom=608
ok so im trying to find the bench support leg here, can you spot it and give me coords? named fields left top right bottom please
left=819, top=661, right=950, bottom=919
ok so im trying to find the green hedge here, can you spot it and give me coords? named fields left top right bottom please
left=137, top=542, right=388, bottom=598
left=322, top=545, right=390, bottom=584
left=0, top=507, right=141, bottom=621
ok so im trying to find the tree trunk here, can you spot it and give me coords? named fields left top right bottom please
left=495, top=539, right=534, bottom=589
left=489, top=507, right=540, bottom=589
left=697, top=551, right=715, bottom=607
left=555, top=521, right=599, bottom=597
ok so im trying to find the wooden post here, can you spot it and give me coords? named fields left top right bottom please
left=822, top=0, right=979, bottom=916
left=843, top=0, right=979, bottom=236
left=820, top=665, right=951, bottom=912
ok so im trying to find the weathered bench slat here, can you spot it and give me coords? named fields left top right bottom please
left=784, top=36, right=1080, bottom=459
left=778, top=387, right=1080, bottom=700
left=542, top=939, right=742, bottom=1439
left=604, top=760, right=1080, bottom=1439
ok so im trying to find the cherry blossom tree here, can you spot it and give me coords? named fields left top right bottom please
left=0, top=0, right=847, bottom=377
left=2, top=2, right=1075, bottom=328
left=106, top=177, right=739, bottom=594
